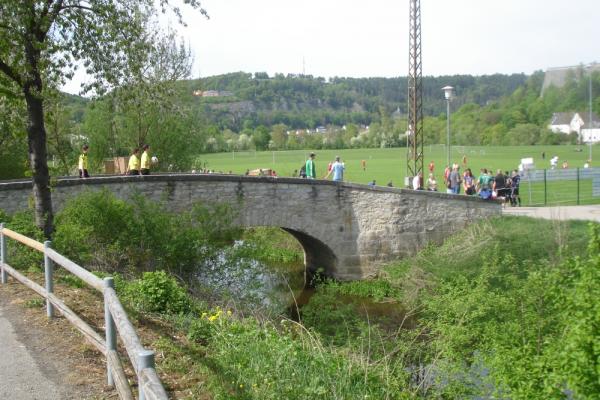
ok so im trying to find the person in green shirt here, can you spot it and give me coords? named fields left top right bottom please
left=140, top=144, right=151, bottom=175
left=305, top=152, right=316, bottom=179
left=126, top=148, right=141, bottom=175
left=476, top=168, right=493, bottom=199
left=78, top=144, right=89, bottom=178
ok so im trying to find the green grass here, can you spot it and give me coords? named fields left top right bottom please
left=198, top=145, right=600, bottom=205
left=383, top=216, right=592, bottom=285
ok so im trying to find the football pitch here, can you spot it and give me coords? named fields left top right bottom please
left=198, top=145, right=599, bottom=206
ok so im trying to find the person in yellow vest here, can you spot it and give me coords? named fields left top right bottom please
left=126, top=148, right=141, bottom=175
left=78, top=144, right=89, bottom=178
left=140, top=144, right=151, bottom=175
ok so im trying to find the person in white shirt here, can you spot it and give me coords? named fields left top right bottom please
left=412, top=172, right=423, bottom=190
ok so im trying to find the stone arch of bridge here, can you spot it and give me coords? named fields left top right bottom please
left=280, top=227, right=338, bottom=281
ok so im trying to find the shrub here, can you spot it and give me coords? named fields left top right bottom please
left=126, top=271, right=191, bottom=315
left=53, top=190, right=241, bottom=278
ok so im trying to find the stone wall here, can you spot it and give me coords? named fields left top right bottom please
left=0, top=175, right=501, bottom=280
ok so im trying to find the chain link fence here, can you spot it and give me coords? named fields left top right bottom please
left=519, top=167, right=600, bottom=206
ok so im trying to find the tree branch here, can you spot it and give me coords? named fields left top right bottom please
left=0, top=59, right=23, bottom=87
left=39, top=0, right=65, bottom=39
left=59, top=4, right=94, bottom=12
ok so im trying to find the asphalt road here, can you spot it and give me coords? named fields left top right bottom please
left=0, top=303, right=63, bottom=400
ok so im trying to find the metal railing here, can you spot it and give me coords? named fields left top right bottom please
left=519, top=167, right=600, bottom=206
left=0, top=223, right=168, bottom=400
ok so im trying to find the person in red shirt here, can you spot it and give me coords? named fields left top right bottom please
left=428, top=161, right=435, bottom=173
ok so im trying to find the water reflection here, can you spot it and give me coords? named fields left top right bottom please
left=195, top=242, right=306, bottom=315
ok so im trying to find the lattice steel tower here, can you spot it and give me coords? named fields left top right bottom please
left=406, top=0, right=424, bottom=184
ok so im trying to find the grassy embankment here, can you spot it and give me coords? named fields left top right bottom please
left=2, top=196, right=598, bottom=398
left=199, top=145, right=600, bottom=205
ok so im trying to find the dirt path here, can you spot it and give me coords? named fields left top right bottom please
left=0, top=283, right=114, bottom=399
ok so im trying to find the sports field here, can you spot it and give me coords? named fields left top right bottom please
left=198, top=145, right=599, bottom=206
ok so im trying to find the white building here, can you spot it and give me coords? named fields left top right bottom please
left=582, top=127, right=600, bottom=143
left=548, top=111, right=600, bottom=143
left=548, top=112, right=584, bottom=134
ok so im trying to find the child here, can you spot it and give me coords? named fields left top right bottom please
left=78, top=144, right=89, bottom=178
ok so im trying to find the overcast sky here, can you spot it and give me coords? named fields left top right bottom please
left=62, top=0, right=600, bottom=93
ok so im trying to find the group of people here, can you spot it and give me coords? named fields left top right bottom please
left=413, top=162, right=521, bottom=206
left=299, top=152, right=346, bottom=182
left=126, top=144, right=154, bottom=175
left=77, top=144, right=156, bottom=178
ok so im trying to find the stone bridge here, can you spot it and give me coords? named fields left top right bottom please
left=0, top=175, right=500, bottom=280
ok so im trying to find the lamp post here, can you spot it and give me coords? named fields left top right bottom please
left=442, top=86, right=454, bottom=167
left=589, top=66, right=593, bottom=162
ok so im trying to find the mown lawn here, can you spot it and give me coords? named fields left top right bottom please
left=198, top=145, right=600, bottom=205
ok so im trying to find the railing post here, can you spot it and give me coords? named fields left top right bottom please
left=577, top=167, right=580, bottom=205
left=0, top=223, right=6, bottom=284
left=138, top=350, right=155, bottom=400
left=543, top=169, right=547, bottom=206
left=43, top=241, right=54, bottom=318
left=104, top=277, right=117, bottom=387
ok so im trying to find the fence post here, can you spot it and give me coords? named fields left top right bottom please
left=577, top=167, right=580, bottom=205
left=138, top=350, right=155, bottom=400
left=104, top=277, right=117, bottom=387
left=543, top=169, right=547, bottom=206
left=0, top=223, right=6, bottom=284
left=43, top=241, right=54, bottom=318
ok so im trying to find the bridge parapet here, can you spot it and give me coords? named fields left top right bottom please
left=0, top=174, right=500, bottom=280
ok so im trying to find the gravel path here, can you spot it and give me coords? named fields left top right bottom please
left=0, top=289, right=110, bottom=400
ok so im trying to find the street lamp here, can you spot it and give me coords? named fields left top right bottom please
left=442, top=86, right=454, bottom=167
left=589, top=65, right=594, bottom=162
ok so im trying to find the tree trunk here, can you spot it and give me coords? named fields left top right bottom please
left=24, top=88, right=53, bottom=238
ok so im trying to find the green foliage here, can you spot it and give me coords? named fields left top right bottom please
left=0, top=209, right=10, bottom=224
left=205, top=317, right=408, bottom=400
left=24, top=298, right=44, bottom=308
left=57, top=273, right=85, bottom=288
left=300, top=289, right=368, bottom=347
left=410, top=221, right=600, bottom=399
left=323, top=279, right=401, bottom=302
left=552, top=223, right=600, bottom=398
left=125, top=271, right=191, bottom=315
left=238, top=227, right=303, bottom=264
left=385, top=216, right=590, bottom=284
left=186, top=316, right=216, bottom=344
left=6, top=210, right=44, bottom=270
left=52, top=189, right=240, bottom=277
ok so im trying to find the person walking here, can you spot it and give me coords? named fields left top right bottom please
left=510, top=169, right=521, bottom=207
left=126, top=148, right=141, bottom=175
left=305, top=152, right=316, bottom=179
left=78, top=144, right=90, bottom=178
left=140, top=144, right=151, bottom=175
left=324, top=156, right=345, bottom=182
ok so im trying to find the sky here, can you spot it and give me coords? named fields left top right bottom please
left=62, top=0, right=600, bottom=93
